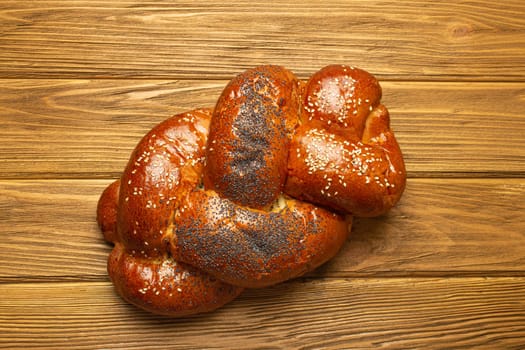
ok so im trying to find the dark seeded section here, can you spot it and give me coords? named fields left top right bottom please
left=205, top=65, right=297, bottom=209
left=173, top=191, right=315, bottom=288
left=221, top=75, right=279, bottom=206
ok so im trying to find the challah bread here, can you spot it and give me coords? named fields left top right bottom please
left=97, top=64, right=406, bottom=317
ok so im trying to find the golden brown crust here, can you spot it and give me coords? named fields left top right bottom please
left=107, top=244, right=243, bottom=317
left=117, top=109, right=211, bottom=256
left=97, top=179, right=120, bottom=243
left=301, top=64, right=382, bottom=136
left=96, top=64, right=406, bottom=317
left=285, top=65, right=406, bottom=216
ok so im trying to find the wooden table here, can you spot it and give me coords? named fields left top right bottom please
left=1, top=1, right=524, bottom=349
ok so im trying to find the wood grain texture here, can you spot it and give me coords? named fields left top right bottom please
left=1, top=278, right=524, bottom=349
left=1, top=79, right=524, bottom=178
left=1, top=178, right=523, bottom=281
left=1, top=1, right=524, bottom=80
left=2, top=1, right=525, bottom=347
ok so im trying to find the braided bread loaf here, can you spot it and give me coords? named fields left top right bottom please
left=97, top=65, right=406, bottom=316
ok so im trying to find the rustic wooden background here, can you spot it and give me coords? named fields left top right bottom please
left=1, top=1, right=525, bottom=349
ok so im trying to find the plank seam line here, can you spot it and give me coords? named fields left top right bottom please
left=2, top=272, right=525, bottom=285
left=0, top=76, right=524, bottom=84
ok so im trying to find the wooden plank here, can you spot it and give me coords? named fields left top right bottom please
left=0, top=180, right=111, bottom=280
left=1, top=1, right=524, bottom=80
left=1, top=79, right=524, bottom=178
left=0, top=178, right=523, bottom=281
left=1, top=278, right=524, bottom=349
left=338, top=178, right=525, bottom=276
left=0, top=79, right=224, bottom=178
